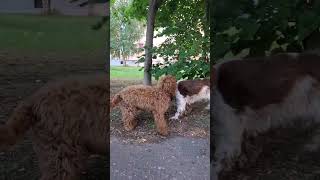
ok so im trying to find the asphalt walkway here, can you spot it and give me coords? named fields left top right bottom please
left=110, top=136, right=210, bottom=180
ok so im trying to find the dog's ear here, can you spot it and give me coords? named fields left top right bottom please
left=160, top=76, right=176, bottom=96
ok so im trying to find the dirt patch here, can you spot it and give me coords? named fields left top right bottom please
left=215, top=121, right=320, bottom=180
left=0, top=51, right=108, bottom=180
left=110, top=80, right=210, bottom=144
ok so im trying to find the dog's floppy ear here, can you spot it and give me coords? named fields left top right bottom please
left=159, top=75, right=176, bottom=96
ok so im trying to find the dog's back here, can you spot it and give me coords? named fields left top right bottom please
left=114, top=85, right=170, bottom=110
left=32, top=74, right=109, bottom=153
left=215, top=52, right=320, bottom=111
left=177, top=79, right=210, bottom=97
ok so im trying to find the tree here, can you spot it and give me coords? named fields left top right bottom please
left=127, top=0, right=209, bottom=81
left=110, top=0, right=145, bottom=66
left=42, top=0, right=51, bottom=14
left=88, top=0, right=95, bottom=16
left=212, top=0, right=320, bottom=62
left=143, top=0, right=163, bottom=85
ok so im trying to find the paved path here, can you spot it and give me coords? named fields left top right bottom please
left=111, top=136, right=210, bottom=180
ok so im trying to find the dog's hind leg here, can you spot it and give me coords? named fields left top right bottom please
left=34, top=142, right=86, bottom=180
left=153, top=110, right=168, bottom=136
left=120, top=106, right=138, bottom=131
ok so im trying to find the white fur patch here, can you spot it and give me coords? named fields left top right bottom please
left=241, top=76, right=320, bottom=133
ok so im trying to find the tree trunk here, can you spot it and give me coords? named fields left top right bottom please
left=208, top=0, right=215, bottom=62
left=124, top=57, right=127, bottom=66
left=88, top=0, right=95, bottom=16
left=42, top=0, right=50, bottom=15
left=143, top=0, right=163, bottom=85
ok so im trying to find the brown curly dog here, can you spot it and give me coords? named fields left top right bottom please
left=0, top=74, right=109, bottom=180
left=111, top=75, right=177, bottom=136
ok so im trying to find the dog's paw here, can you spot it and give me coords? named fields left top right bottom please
left=124, top=121, right=137, bottom=131
left=170, top=116, right=179, bottom=120
left=158, top=129, right=169, bottom=136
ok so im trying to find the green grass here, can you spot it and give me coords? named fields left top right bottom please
left=111, top=66, right=144, bottom=79
left=0, top=14, right=108, bottom=56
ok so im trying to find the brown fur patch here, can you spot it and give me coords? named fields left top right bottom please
left=178, top=79, right=210, bottom=97
left=216, top=53, right=320, bottom=111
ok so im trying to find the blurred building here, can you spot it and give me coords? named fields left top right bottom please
left=111, top=30, right=167, bottom=67
left=0, top=0, right=108, bottom=16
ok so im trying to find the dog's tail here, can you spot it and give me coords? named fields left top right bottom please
left=110, top=94, right=122, bottom=109
left=0, top=102, right=33, bottom=150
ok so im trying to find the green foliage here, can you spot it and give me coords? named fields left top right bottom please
left=125, top=0, right=149, bottom=20
left=151, top=0, right=209, bottom=80
left=110, top=0, right=145, bottom=60
left=156, top=0, right=209, bottom=58
left=212, top=0, right=320, bottom=62
left=152, top=58, right=209, bottom=80
left=128, top=0, right=209, bottom=80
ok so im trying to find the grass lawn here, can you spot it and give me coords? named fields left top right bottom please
left=0, top=13, right=108, bottom=57
left=110, top=66, right=144, bottom=79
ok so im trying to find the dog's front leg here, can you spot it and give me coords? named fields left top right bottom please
left=213, top=120, right=244, bottom=178
left=170, top=92, right=187, bottom=120
left=205, top=88, right=210, bottom=110
left=212, top=92, right=244, bottom=179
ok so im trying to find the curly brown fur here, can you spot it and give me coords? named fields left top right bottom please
left=111, top=75, right=177, bottom=136
left=0, top=74, right=109, bottom=180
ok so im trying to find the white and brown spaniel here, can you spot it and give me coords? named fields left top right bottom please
left=211, top=52, right=320, bottom=179
left=170, top=78, right=210, bottom=120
